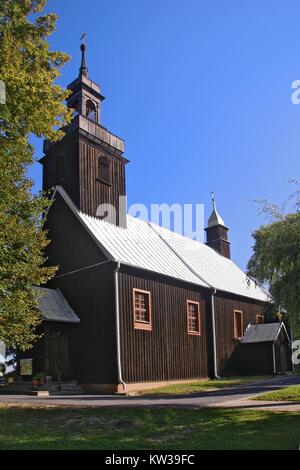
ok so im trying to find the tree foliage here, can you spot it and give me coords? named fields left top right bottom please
left=248, top=182, right=300, bottom=337
left=0, top=0, right=71, bottom=349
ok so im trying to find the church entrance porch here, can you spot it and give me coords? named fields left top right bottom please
left=16, top=287, right=80, bottom=386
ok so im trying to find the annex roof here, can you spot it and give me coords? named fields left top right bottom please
left=241, top=322, right=289, bottom=343
left=35, top=287, right=80, bottom=324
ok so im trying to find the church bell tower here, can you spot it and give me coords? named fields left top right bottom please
left=40, top=38, right=128, bottom=227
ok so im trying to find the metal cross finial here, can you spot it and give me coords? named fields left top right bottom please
left=211, top=191, right=217, bottom=210
left=79, top=33, right=88, bottom=78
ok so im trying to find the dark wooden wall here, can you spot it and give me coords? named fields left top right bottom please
left=41, top=131, right=80, bottom=207
left=214, top=292, right=266, bottom=375
left=41, top=128, right=127, bottom=225
left=118, top=266, right=211, bottom=383
left=205, top=225, right=230, bottom=258
left=45, top=191, right=108, bottom=276
left=50, top=263, right=117, bottom=384
left=78, top=136, right=126, bottom=224
left=274, top=329, right=292, bottom=373
left=228, top=342, right=274, bottom=375
left=206, top=225, right=229, bottom=241
left=45, top=194, right=117, bottom=384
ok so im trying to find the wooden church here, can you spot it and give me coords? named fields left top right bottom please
left=20, top=43, right=291, bottom=392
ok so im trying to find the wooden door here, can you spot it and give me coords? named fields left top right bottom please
left=46, top=333, right=70, bottom=382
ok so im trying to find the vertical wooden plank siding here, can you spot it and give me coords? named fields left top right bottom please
left=118, top=268, right=210, bottom=383
left=50, top=263, right=117, bottom=384
left=230, top=343, right=274, bottom=375
left=44, top=193, right=117, bottom=384
left=79, top=138, right=126, bottom=222
left=42, top=132, right=126, bottom=224
left=214, top=293, right=266, bottom=375
left=42, top=132, right=80, bottom=207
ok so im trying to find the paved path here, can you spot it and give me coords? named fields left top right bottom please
left=0, top=375, right=299, bottom=411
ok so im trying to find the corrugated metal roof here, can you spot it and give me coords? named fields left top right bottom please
left=149, top=223, right=268, bottom=301
left=241, top=323, right=283, bottom=343
left=53, top=187, right=269, bottom=302
left=35, top=287, right=80, bottom=323
left=78, top=209, right=207, bottom=287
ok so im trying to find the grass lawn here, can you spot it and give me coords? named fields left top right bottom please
left=0, top=406, right=299, bottom=450
left=254, top=384, right=300, bottom=402
left=139, top=376, right=271, bottom=396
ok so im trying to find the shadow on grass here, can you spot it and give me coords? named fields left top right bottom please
left=0, top=406, right=299, bottom=450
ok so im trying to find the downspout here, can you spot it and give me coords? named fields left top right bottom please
left=288, top=322, right=296, bottom=374
left=147, top=222, right=221, bottom=380
left=114, top=262, right=126, bottom=392
left=211, top=288, right=221, bottom=379
left=272, top=342, right=277, bottom=374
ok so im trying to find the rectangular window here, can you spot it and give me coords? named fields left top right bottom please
left=233, top=310, right=243, bottom=339
left=256, top=314, right=264, bottom=324
left=133, top=289, right=152, bottom=331
left=187, top=300, right=201, bottom=336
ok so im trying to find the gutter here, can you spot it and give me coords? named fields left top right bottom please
left=211, top=288, right=221, bottom=379
left=114, top=262, right=126, bottom=392
left=272, top=342, right=277, bottom=374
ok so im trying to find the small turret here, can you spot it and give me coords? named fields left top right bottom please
left=205, top=193, right=231, bottom=259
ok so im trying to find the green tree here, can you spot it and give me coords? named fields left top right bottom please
left=0, top=0, right=71, bottom=350
left=247, top=182, right=300, bottom=339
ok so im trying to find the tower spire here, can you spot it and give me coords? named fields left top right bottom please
left=79, top=33, right=88, bottom=78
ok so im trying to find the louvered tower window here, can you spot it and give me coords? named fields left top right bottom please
left=97, top=155, right=111, bottom=186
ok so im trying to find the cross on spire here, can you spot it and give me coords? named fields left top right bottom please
left=211, top=191, right=217, bottom=211
left=79, top=33, right=88, bottom=78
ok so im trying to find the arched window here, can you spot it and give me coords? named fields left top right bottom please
left=55, top=155, right=65, bottom=185
left=86, top=100, right=97, bottom=122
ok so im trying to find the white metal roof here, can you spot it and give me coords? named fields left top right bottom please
left=78, top=210, right=207, bottom=288
left=150, top=223, right=269, bottom=301
left=53, top=187, right=269, bottom=302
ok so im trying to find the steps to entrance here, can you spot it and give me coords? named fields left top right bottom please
left=47, top=382, right=84, bottom=395
left=0, top=381, right=85, bottom=396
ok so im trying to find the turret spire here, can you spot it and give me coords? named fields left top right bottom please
left=79, top=33, right=88, bottom=78
left=207, top=192, right=225, bottom=228
left=211, top=191, right=216, bottom=211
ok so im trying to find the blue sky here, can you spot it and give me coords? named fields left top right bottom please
left=29, top=0, right=300, bottom=270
